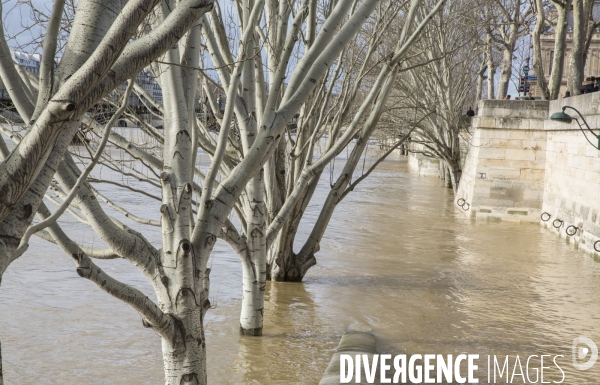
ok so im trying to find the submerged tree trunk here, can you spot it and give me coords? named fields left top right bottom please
left=160, top=300, right=207, bottom=384
left=155, top=20, right=209, bottom=383
left=278, top=71, right=400, bottom=281
left=446, top=161, right=462, bottom=195
left=239, top=171, right=267, bottom=335
left=443, top=165, right=452, bottom=188
left=267, top=182, right=317, bottom=282
left=267, top=133, right=322, bottom=282
left=264, top=0, right=447, bottom=282
left=0, top=14, right=216, bottom=383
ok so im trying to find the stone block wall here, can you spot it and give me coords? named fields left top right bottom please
left=405, top=117, right=472, bottom=179
left=542, top=94, right=600, bottom=255
left=456, top=93, right=600, bottom=257
left=455, top=100, right=549, bottom=222
left=407, top=142, right=442, bottom=177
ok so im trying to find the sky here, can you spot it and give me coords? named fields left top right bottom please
left=0, top=0, right=528, bottom=100
left=2, top=0, right=52, bottom=50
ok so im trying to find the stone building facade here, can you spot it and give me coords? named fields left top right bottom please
left=531, top=5, right=600, bottom=97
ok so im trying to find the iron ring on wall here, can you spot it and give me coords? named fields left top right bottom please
left=594, top=241, right=600, bottom=252
left=462, top=203, right=470, bottom=211
left=552, top=219, right=564, bottom=229
left=566, top=225, right=579, bottom=236
left=541, top=212, right=551, bottom=222
left=457, top=198, right=465, bottom=206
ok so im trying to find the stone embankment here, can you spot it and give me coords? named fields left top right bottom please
left=455, top=93, right=600, bottom=257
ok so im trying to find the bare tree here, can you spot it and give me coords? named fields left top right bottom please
left=1, top=0, right=448, bottom=382
left=0, top=1, right=216, bottom=383
left=263, top=0, right=448, bottom=282
left=475, top=52, right=489, bottom=102
left=490, top=0, right=533, bottom=99
left=474, top=1, right=506, bottom=100
left=532, top=0, right=551, bottom=99
left=1, top=0, right=387, bottom=381
left=541, top=0, right=572, bottom=99
left=387, top=0, right=482, bottom=190
left=484, top=8, right=499, bottom=99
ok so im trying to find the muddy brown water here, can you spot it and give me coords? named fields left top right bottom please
left=1, top=153, right=599, bottom=384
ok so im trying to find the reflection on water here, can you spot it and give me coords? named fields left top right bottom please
left=1, top=153, right=600, bottom=384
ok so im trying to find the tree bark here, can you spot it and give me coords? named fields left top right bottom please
left=494, top=1, right=524, bottom=100
left=267, top=174, right=319, bottom=282
left=0, top=239, right=4, bottom=384
left=240, top=171, right=268, bottom=335
left=476, top=57, right=486, bottom=102
left=486, top=30, right=496, bottom=99
left=549, top=1, right=570, bottom=99
left=532, top=0, right=550, bottom=100
left=0, top=0, right=214, bottom=234
left=568, top=0, right=592, bottom=94
left=160, top=307, right=206, bottom=385
left=446, top=160, right=462, bottom=195
left=155, top=20, right=210, bottom=383
left=497, top=46, right=514, bottom=99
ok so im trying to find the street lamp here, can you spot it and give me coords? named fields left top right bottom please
left=550, top=106, right=600, bottom=150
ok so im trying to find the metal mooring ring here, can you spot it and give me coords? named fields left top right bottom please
left=541, top=212, right=551, bottom=222
left=462, top=203, right=470, bottom=211
left=594, top=241, right=600, bottom=253
left=457, top=198, right=465, bottom=206
left=552, top=219, right=564, bottom=229
left=566, top=225, right=579, bottom=237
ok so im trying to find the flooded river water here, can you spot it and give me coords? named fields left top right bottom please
left=1, top=153, right=600, bottom=384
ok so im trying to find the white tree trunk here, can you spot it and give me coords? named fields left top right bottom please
left=155, top=20, right=210, bottom=383
left=0, top=0, right=395, bottom=384
left=240, top=171, right=267, bottom=335
left=160, top=307, right=206, bottom=384
left=493, top=1, right=522, bottom=100
left=486, top=31, right=495, bottom=99
left=496, top=46, right=514, bottom=99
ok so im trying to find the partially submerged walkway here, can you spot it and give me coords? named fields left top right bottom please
left=319, top=323, right=379, bottom=385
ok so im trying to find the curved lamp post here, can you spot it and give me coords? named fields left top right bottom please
left=550, top=106, right=600, bottom=150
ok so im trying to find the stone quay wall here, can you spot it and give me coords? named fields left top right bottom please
left=456, top=93, right=600, bottom=256
left=406, top=119, right=472, bottom=177
left=407, top=142, right=443, bottom=177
